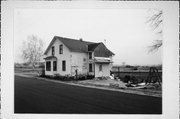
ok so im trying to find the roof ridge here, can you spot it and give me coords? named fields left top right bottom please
left=55, top=36, right=96, bottom=44
left=44, top=36, right=114, bottom=55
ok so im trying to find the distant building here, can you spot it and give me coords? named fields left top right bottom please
left=44, top=36, right=114, bottom=77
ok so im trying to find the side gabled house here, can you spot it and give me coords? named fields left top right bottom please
left=44, top=36, right=114, bottom=78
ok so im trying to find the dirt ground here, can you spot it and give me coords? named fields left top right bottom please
left=72, top=79, right=162, bottom=97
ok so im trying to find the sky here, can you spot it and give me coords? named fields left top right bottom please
left=14, top=9, right=162, bottom=66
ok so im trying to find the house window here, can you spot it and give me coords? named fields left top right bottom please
left=53, top=61, right=57, bottom=71
left=62, top=60, right=66, bottom=71
left=46, top=61, right=51, bottom=71
left=89, top=63, right=92, bottom=72
left=52, top=46, right=55, bottom=55
left=59, top=45, right=63, bottom=54
left=89, top=52, right=92, bottom=59
left=99, top=64, right=102, bottom=71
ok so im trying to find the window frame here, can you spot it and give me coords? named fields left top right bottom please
left=99, top=64, right=102, bottom=71
left=59, top=44, right=63, bottom=54
left=89, top=52, right=92, bottom=59
left=53, top=61, right=57, bottom=71
left=52, top=46, right=55, bottom=55
left=89, top=63, right=92, bottom=72
left=62, top=60, right=66, bottom=71
left=46, top=61, right=51, bottom=71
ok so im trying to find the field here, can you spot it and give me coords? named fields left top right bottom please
left=112, top=70, right=162, bottom=83
left=15, top=67, right=43, bottom=76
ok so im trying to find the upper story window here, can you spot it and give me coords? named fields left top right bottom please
left=89, top=52, right=92, bottom=59
left=59, top=44, right=63, bottom=54
left=52, top=46, right=55, bottom=55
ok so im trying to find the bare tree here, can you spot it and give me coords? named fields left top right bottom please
left=146, top=9, right=163, bottom=52
left=22, top=35, right=44, bottom=68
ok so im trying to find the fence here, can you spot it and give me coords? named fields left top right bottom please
left=111, top=70, right=162, bottom=81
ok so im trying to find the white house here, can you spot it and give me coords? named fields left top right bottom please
left=44, top=36, right=114, bottom=78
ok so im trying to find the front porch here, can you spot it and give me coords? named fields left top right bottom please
left=91, top=57, right=113, bottom=77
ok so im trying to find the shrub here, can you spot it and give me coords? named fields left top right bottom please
left=123, top=75, right=131, bottom=83
left=131, top=76, right=138, bottom=84
left=78, top=76, right=86, bottom=80
left=87, top=75, right=94, bottom=79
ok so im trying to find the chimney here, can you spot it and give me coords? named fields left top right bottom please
left=79, top=38, right=83, bottom=41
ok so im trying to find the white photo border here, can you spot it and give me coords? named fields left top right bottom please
left=1, top=1, right=179, bottom=119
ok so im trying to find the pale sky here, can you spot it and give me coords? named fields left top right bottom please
left=14, top=9, right=162, bottom=65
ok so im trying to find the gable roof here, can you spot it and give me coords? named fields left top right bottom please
left=44, top=36, right=95, bottom=54
left=93, top=43, right=115, bottom=57
left=88, top=43, right=101, bottom=51
left=57, top=36, right=94, bottom=52
left=44, top=36, right=114, bottom=56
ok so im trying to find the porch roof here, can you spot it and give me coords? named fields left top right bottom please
left=44, top=56, right=57, bottom=60
left=94, top=57, right=112, bottom=63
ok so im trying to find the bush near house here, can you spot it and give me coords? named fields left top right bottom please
left=39, top=74, right=94, bottom=81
